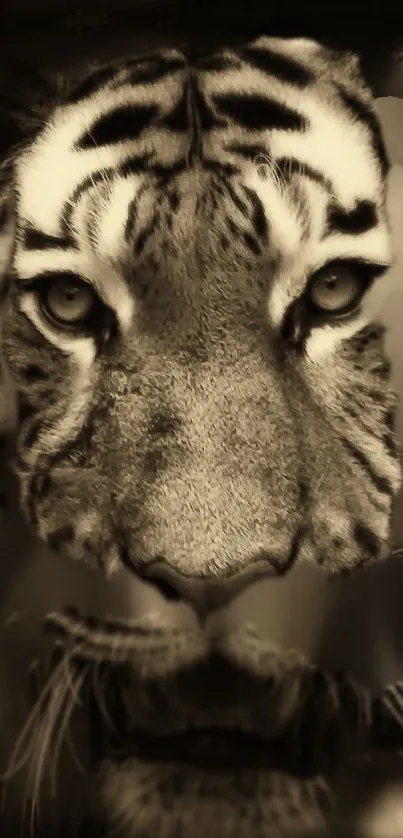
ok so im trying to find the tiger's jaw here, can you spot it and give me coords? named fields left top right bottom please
left=86, top=757, right=330, bottom=838
left=81, top=666, right=333, bottom=838
left=80, top=664, right=340, bottom=838
left=39, top=608, right=377, bottom=838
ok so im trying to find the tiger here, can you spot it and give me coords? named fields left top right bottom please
left=0, top=33, right=402, bottom=838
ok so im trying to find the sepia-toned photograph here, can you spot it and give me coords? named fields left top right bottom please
left=0, top=2, right=403, bottom=836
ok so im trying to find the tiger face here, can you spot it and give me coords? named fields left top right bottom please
left=0, top=35, right=401, bottom=838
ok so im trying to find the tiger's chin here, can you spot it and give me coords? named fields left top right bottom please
left=89, top=757, right=328, bottom=838
left=35, top=609, right=397, bottom=838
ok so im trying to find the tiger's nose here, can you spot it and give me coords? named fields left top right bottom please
left=138, top=557, right=282, bottom=618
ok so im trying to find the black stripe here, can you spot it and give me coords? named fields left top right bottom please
left=61, top=157, right=151, bottom=235
left=225, top=181, right=250, bottom=217
left=242, top=232, right=261, bottom=255
left=337, top=86, right=390, bottom=179
left=133, top=215, right=158, bottom=257
left=244, top=187, right=269, bottom=241
left=344, top=405, right=396, bottom=459
left=351, top=324, right=384, bottom=354
left=195, top=53, right=238, bottom=72
left=214, top=93, right=307, bottom=132
left=325, top=200, right=378, bottom=237
left=63, top=157, right=185, bottom=237
left=280, top=298, right=311, bottom=351
left=241, top=45, right=314, bottom=87
left=225, top=216, right=243, bottom=239
left=160, top=88, right=190, bottom=132
left=23, top=225, right=76, bottom=251
left=341, top=436, right=393, bottom=496
left=152, top=161, right=187, bottom=184
left=18, top=394, right=38, bottom=422
left=121, top=154, right=155, bottom=176
left=124, top=56, right=186, bottom=85
left=383, top=431, right=399, bottom=459
left=15, top=270, right=84, bottom=292
left=62, top=169, right=115, bottom=235
left=202, top=159, right=239, bottom=176
left=224, top=142, right=269, bottom=161
left=167, top=189, right=180, bottom=212
left=65, top=65, right=120, bottom=105
left=21, top=417, right=43, bottom=449
left=76, top=104, right=158, bottom=150
left=385, top=408, right=396, bottom=433
left=353, top=522, right=382, bottom=559
left=276, top=156, right=332, bottom=191
left=124, top=183, right=148, bottom=242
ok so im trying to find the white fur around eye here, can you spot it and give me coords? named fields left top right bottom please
left=304, top=268, right=397, bottom=364
left=305, top=316, right=372, bottom=364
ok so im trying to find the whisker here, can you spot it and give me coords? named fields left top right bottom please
left=27, top=662, right=72, bottom=834
left=2, top=658, right=66, bottom=783
left=61, top=643, right=84, bottom=707
left=49, top=665, right=87, bottom=799
left=2, top=643, right=89, bottom=837
left=254, top=153, right=286, bottom=194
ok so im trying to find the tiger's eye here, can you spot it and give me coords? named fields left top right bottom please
left=44, top=277, right=96, bottom=324
left=309, top=265, right=361, bottom=313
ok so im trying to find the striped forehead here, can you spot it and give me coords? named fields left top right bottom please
left=14, top=37, right=388, bottom=271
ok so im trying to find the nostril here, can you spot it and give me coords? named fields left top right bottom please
left=118, top=546, right=184, bottom=602
left=144, top=557, right=187, bottom=602
left=118, top=548, right=296, bottom=617
left=149, top=576, right=183, bottom=602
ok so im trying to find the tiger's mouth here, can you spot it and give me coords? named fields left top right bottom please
left=105, top=728, right=296, bottom=772
left=36, top=606, right=387, bottom=780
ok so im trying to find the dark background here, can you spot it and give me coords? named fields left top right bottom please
left=1, top=0, right=403, bottom=97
